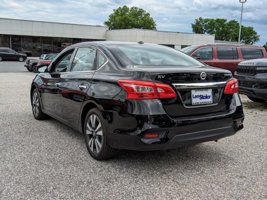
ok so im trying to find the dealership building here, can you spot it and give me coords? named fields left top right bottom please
left=0, top=18, right=215, bottom=56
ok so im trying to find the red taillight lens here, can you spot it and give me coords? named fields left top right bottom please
left=118, top=80, right=176, bottom=100
left=143, top=133, right=159, bottom=139
left=224, top=78, right=239, bottom=94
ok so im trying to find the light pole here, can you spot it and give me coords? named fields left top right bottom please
left=238, top=0, right=247, bottom=43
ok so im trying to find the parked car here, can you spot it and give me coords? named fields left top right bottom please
left=33, top=53, right=58, bottom=73
left=25, top=58, right=39, bottom=72
left=181, top=44, right=267, bottom=74
left=0, top=47, right=27, bottom=62
left=40, top=54, right=51, bottom=60
left=236, top=58, right=267, bottom=102
left=31, top=41, right=244, bottom=160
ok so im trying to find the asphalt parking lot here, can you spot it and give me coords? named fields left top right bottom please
left=0, top=61, right=266, bottom=200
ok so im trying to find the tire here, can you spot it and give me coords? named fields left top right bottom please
left=247, top=96, right=265, bottom=103
left=0, top=56, right=2, bottom=61
left=84, top=108, right=118, bottom=160
left=26, top=66, right=32, bottom=72
left=31, top=88, right=48, bottom=120
left=19, top=57, right=24, bottom=62
left=32, top=64, right=38, bottom=73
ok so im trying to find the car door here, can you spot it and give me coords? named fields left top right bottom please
left=40, top=49, right=75, bottom=119
left=54, top=46, right=97, bottom=129
left=8, top=49, right=18, bottom=61
left=2, top=49, right=13, bottom=60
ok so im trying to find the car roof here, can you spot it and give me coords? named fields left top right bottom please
left=68, top=41, right=158, bottom=49
left=192, top=44, right=263, bottom=48
left=0, top=47, right=12, bottom=49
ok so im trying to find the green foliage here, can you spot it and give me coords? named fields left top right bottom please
left=104, top=6, right=156, bottom=30
left=192, top=17, right=260, bottom=44
left=263, top=42, right=267, bottom=50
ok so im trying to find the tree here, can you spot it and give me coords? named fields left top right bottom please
left=192, top=17, right=260, bottom=44
left=263, top=42, right=267, bottom=51
left=104, top=6, right=156, bottom=30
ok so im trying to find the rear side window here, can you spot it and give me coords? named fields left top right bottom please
left=241, top=48, right=263, bottom=59
left=217, top=47, right=238, bottom=59
left=0, top=49, right=9, bottom=53
left=97, top=51, right=107, bottom=69
left=192, top=47, right=213, bottom=60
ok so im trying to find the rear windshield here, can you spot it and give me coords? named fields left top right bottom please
left=108, top=44, right=203, bottom=67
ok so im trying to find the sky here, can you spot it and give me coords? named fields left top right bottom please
left=0, top=0, right=266, bottom=45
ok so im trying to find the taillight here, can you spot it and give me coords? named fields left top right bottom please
left=224, top=78, right=239, bottom=94
left=118, top=80, right=176, bottom=100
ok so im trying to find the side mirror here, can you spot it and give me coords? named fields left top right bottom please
left=38, top=66, right=48, bottom=73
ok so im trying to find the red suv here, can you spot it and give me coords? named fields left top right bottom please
left=182, top=44, right=267, bottom=74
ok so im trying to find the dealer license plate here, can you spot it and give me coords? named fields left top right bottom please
left=191, top=89, right=213, bottom=105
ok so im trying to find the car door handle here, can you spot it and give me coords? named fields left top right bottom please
left=79, top=85, right=87, bottom=90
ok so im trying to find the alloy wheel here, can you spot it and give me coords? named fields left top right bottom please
left=85, top=114, right=103, bottom=154
left=32, top=91, right=40, bottom=117
left=19, top=57, right=24, bottom=62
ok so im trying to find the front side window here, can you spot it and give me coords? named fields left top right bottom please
left=0, top=49, right=9, bottom=53
left=192, top=47, right=213, bottom=60
left=53, top=50, right=74, bottom=73
left=71, top=47, right=96, bottom=71
left=241, top=48, right=263, bottom=59
left=217, top=47, right=238, bottom=60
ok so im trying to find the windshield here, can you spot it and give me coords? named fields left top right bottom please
left=45, top=54, right=58, bottom=60
left=109, top=44, right=203, bottom=67
left=181, top=45, right=197, bottom=54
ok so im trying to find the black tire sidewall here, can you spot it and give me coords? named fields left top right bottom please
left=33, top=65, right=37, bottom=73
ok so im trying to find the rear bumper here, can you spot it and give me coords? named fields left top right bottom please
left=108, top=108, right=244, bottom=151
left=98, top=91, right=244, bottom=151
left=109, top=122, right=240, bottom=151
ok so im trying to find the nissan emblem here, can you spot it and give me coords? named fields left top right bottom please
left=200, top=72, right=207, bottom=80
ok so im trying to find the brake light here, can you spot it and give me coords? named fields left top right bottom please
left=143, top=133, right=159, bottom=139
left=224, top=79, right=239, bottom=94
left=118, top=80, right=176, bottom=100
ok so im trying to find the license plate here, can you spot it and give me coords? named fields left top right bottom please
left=191, top=89, right=213, bottom=105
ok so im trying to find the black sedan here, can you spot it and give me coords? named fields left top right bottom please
left=25, top=58, right=39, bottom=72
left=0, top=47, right=27, bottom=62
left=31, top=41, right=244, bottom=160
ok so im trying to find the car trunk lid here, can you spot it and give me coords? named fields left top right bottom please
left=131, top=65, right=233, bottom=117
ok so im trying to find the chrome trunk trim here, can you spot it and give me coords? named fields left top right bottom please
left=173, top=82, right=226, bottom=89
